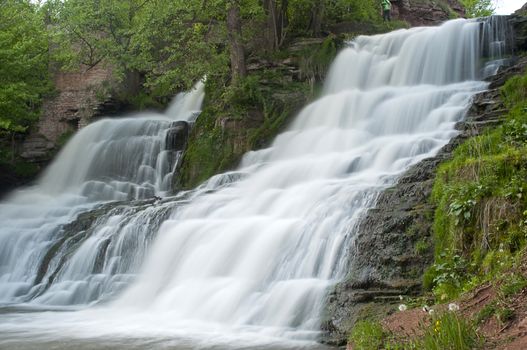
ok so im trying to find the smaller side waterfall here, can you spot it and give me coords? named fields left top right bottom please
left=0, top=82, right=204, bottom=304
left=480, top=16, right=514, bottom=77
left=39, top=80, right=205, bottom=201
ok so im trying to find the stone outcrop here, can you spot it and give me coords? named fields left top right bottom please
left=320, top=32, right=527, bottom=346
left=19, top=134, right=56, bottom=161
left=512, top=3, right=527, bottom=51
left=394, top=0, right=465, bottom=26
left=36, top=63, right=114, bottom=144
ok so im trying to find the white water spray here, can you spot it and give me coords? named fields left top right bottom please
left=0, top=17, right=511, bottom=349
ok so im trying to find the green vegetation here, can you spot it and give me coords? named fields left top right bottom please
left=0, top=143, right=40, bottom=178
left=418, top=312, right=481, bottom=350
left=425, top=71, right=527, bottom=300
left=476, top=303, right=496, bottom=324
left=56, top=130, right=75, bottom=147
left=350, top=312, right=480, bottom=350
left=460, top=0, right=494, bottom=18
left=0, top=0, right=52, bottom=134
left=177, top=61, right=314, bottom=188
left=45, top=0, right=230, bottom=96
left=349, top=320, right=386, bottom=350
left=500, top=273, right=527, bottom=297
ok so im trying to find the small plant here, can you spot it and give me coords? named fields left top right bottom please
left=449, top=198, right=476, bottom=225
left=496, top=307, right=515, bottom=324
left=503, top=118, right=527, bottom=145
left=424, top=252, right=468, bottom=300
left=500, top=274, right=527, bottom=297
left=476, top=303, right=496, bottom=324
left=447, top=184, right=489, bottom=226
left=415, top=238, right=430, bottom=255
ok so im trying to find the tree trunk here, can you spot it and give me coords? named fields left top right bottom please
left=276, top=0, right=288, bottom=47
left=227, top=0, right=246, bottom=82
left=262, top=0, right=288, bottom=52
left=309, top=0, right=325, bottom=36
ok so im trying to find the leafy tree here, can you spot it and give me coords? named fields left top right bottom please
left=130, top=0, right=231, bottom=94
left=48, top=0, right=147, bottom=75
left=461, top=0, right=495, bottom=18
left=287, top=0, right=380, bottom=36
left=0, top=0, right=52, bottom=133
left=49, top=0, right=232, bottom=95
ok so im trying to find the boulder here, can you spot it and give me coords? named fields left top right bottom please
left=165, top=121, right=189, bottom=151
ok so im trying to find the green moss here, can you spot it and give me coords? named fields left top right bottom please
left=415, top=238, right=431, bottom=255
left=298, top=35, right=342, bottom=83
left=177, top=112, right=230, bottom=188
left=122, top=91, right=164, bottom=110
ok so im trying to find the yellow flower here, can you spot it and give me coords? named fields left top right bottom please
left=434, top=320, right=441, bottom=333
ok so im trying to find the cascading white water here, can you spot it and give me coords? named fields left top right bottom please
left=0, top=17, right=510, bottom=349
left=0, top=81, right=204, bottom=304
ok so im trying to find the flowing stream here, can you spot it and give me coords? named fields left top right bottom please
left=0, top=17, right=511, bottom=349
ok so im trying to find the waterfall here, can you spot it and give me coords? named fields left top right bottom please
left=0, top=17, right=510, bottom=349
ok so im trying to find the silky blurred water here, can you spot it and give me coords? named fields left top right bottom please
left=0, top=17, right=511, bottom=349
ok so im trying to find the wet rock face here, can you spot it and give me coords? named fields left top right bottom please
left=321, top=158, right=439, bottom=345
left=320, top=29, right=527, bottom=348
left=166, top=121, right=189, bottom=151
left=511, top=8, right=527, bottom=51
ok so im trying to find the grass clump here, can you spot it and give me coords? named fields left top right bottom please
left=476, top=303, right=496, bottom=324
left=349, top=320, right=386, bottom=350
left=417, top=312, right=481, bottom=350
